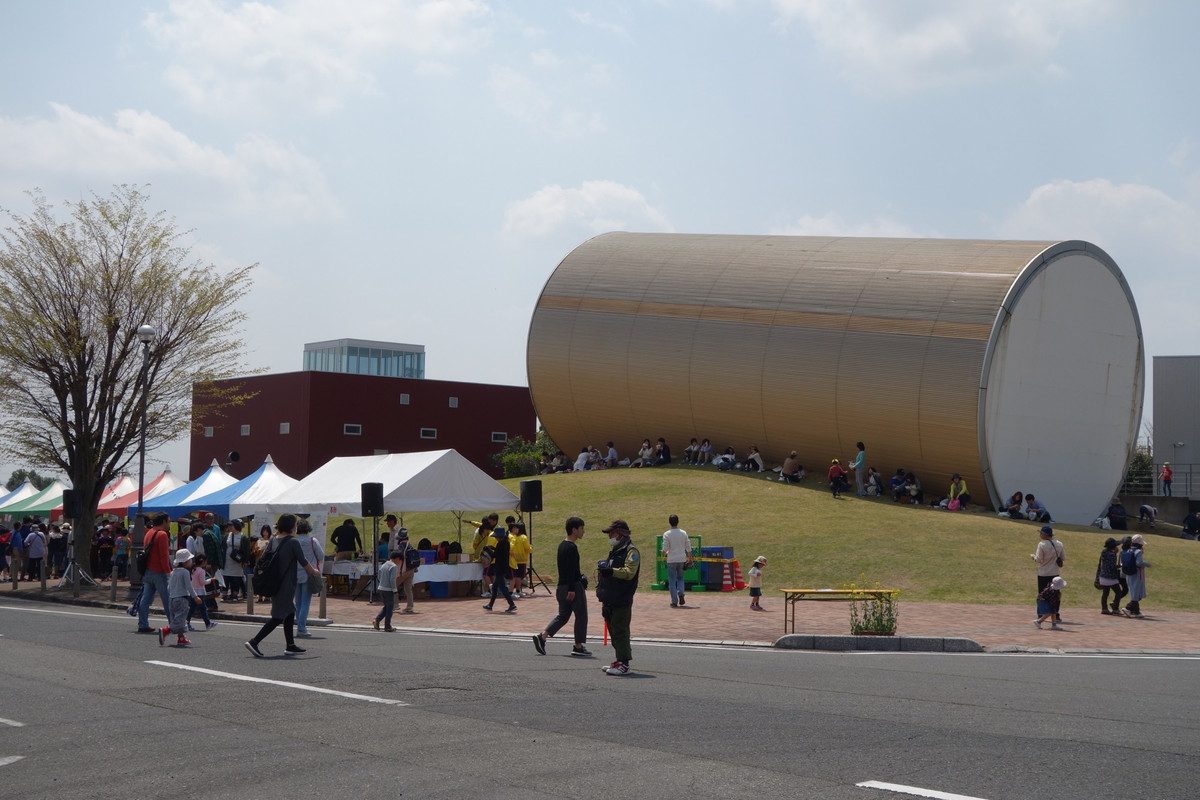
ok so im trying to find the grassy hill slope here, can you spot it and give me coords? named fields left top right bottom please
left=474, top=466, right=1200, bottom=608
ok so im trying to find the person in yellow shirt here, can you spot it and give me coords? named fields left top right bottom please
left=509, top=522, right=532, bottom=597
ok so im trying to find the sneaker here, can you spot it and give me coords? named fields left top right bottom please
left=1033, top=620, right=1043, bottom=629
left=1120, top=608, right=1132, bottom=617
left=373, top=619, right=381, bottom=631
left=482, top=604, right=494, bottom=611
left=571, top=645, right=592, bottom=656
left=602, top=660, right=620, bottom=672
left=670, top=602, right=678, bottom=608
left=158, top=627, right=166, bottom=646
left=177, top=635, right=191, bottom=646
left=285, top=644, right=306, bottom=654
left=384, top=627, right=396, bottom=632
left=206, top=621, right=219, bottom=630
left=532, top=634, right=547, bottom=656
left=1100, top=609, right=1113, bottom=615
left=1131, top=612, right=1146, bottom=619
left=605, top=662, right=630, bottom=676
left=678, top=595, right=685, bottom=606
left=1050, top=623, right=1060, bottom=630
left=186, top=623, right=196, bottom=632
left=504, top=605, right=517, bottom=613
left=244, top=640, right=264, bottom=658
left=137, top=626, right=155, bottom=634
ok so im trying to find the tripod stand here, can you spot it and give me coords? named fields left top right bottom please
left=58, top=557, right=96, bottom=589
left=523, top=511, right=550, bottom=596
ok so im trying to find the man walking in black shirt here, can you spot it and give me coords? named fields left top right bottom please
left=533, top=517, right=590, bottom=656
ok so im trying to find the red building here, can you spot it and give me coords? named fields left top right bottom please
left=190, top=371, right=535, bottom=480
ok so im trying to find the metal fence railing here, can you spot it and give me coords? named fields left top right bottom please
left=1121, top=463, right=1196, bottom=498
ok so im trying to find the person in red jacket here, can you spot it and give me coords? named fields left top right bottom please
left=136, top=513, right=174, bottom=633
left=828, top=459, right=848, bottom=499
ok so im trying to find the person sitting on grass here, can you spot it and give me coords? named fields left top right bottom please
left=780, top=451, right=804, bottom=483
left=697, top=438, right=714, bottom=465
left=948, top=473, right=971, bottom=510
left=1024, top=494, right=1051, bottom=523
left=865, top=467, right=882, bottom=496
left=741, top=445, right=765, bottom=473
left=682, top=437, right=700, bottom=464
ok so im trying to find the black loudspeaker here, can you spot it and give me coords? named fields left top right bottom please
left=62, top=489, right=83, bottom=520
left=519, top=479, right=542, bottom=513
left=361, top=482, right=384, bottom=517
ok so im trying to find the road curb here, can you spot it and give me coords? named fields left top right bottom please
left=774, top=633, right=985, bottom=652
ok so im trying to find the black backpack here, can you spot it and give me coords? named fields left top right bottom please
left=253, top=539, right=285, bottom=597
left=403, top=543, right=421, bottom=571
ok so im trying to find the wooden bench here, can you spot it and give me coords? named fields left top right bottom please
left=780, top=588, right=900, bottom=634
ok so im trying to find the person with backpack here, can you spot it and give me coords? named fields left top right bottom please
left=1030, top=525, right=1065, bottom=623
left=392, top=527, right=420, bottom=614
left=137, top=513, right=174, bottom=634
left=1120, top=534, right=1151, bottom=618
left=244, top=513, right=322, bottom=658
left=1095, top=537, right=1127, bottom=615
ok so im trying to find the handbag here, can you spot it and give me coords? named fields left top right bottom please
left=947, top=498, right=961, bottom=511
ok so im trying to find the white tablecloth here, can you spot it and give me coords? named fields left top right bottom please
left=323, top=560, right=482, bottom=584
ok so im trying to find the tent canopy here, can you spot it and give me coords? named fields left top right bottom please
left=96, top=469, right=188, bottom=518
left=257, top=450, right=518, bottom=518
left=2, top=479, right=69, bottom=516
left=0, top=480, right=40, bottom=513
left=138, top=460, right=237, bottom=519
left=173, top=455, right=298, bottom=520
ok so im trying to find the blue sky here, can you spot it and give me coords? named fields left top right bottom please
left=2, top=0, right=1197, bottom=479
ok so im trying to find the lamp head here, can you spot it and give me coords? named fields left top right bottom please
left=136, top=324, right=156, bottom=344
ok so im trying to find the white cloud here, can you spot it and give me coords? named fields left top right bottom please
left=488, top=66, right=605, bottom=138
left=503, top=180, right=673, bottom=239
left=0, top=103, right=337, bottom=221
left=1000, top=178, right=1200, bottom=272
left=772, top=211, right=931, bottom=238
left=771, top=0, right=1116, bottom=93
left=143, top=0, right=492, bottom=116
left=569, top=10, right=631, bottom=42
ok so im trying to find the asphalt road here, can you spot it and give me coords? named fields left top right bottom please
left=2, top=597, right=1198, bottom=800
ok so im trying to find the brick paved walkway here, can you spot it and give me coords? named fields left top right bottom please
left=7, top=581, right=1198, bottom=653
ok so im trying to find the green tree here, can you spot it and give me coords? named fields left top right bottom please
left=492, top=427, right=561, bottom=478
left=0, top=186, right=257, bottom=565
left=5, top=469, right=54, bottom=491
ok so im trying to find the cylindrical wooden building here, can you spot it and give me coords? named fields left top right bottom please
left=527, top=233, right=1143, bottom=524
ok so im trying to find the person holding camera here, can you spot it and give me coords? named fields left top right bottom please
left=596, top=519, right=640, bottom=676
left=533, top=516, right=591, bottom=657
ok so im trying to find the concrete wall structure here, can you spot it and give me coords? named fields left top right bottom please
left=1152, top=355, right=1200, bottom=497
left=527, top=233, right=1144, bottom=524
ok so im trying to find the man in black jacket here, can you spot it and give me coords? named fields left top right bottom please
left=533, top=517, right=590, bottom=656
left=596, top=519, right=640, bottom=675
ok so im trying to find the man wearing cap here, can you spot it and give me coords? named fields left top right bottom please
left=392, top=527, right=418, bottom=614
left=1030, top=525, right=1065, bottom=622
left=596, top=519, right=640, bottom=675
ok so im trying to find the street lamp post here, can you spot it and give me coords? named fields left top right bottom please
left=129, top=324, right=156, bottom=592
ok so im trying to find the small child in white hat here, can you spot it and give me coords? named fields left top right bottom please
left=160, top=549, right=201, bottom=647
left=748, top=556, right=767, bottom=611
left=1035, top=575, right=1066, bottom=629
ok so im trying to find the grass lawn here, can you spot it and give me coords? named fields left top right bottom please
left=381, top=464, right=1200, bottom=609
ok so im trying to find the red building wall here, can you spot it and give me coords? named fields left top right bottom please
left=191, top=372, right=535, bottom=480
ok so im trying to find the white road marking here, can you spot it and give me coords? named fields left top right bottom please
left=0, top=718, right=26, bottom=727
left=857, top=780, right=988, bottom=799
left=145, top=661, right=409, bottom=706
left=0, top=756, right=25, bottom=767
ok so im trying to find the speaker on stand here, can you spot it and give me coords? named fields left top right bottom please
left=361, top=482, right=384, bottom=603
left=519, top=480, right=549, bottom=595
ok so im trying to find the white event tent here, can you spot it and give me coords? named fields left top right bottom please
left=0, top=480, right=40, bottom=513
left=250, top=450, right=519, bottom=527
left=137, top=460, right=237, bottom=519
left=173, top=455, right=298, bottom=520
left=94, top=469, right=188, bottom=519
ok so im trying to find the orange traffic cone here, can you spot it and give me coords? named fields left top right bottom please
left=731, top=559, right=747, bottom=590
left=719, top=561, right=735, bottom=592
